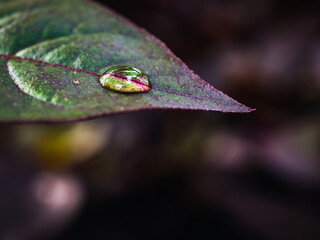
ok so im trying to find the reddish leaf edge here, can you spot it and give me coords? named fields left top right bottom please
left=86, top=0, right=255, bottom=110
left=1, top=54, right=254, bottom=107
left=0, top=54, right=255, bottom=123
left=0, top=1, right=254, bottom=123
left=86, top=0, right=255, bottom=105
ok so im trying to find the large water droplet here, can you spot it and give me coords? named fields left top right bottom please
left=99, top=66, right=151, bottom=93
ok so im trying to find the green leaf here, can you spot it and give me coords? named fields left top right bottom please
left=0, top=0, right=253, bottom=122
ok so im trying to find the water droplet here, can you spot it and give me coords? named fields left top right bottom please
left=99, top=66, right=151, bottom=93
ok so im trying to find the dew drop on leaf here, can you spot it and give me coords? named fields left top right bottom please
left=99, top=66, right=151, bottom=93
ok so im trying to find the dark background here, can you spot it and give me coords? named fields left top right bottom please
left=1, top=0, right=320, bottom=239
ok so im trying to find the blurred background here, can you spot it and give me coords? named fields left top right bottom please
left=1, top=0, right=320, bottom=239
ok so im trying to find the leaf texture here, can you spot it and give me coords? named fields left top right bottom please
left=0, top=0, right=253, bottom=122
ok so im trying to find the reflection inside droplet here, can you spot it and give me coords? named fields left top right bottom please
left=99, top=65, right=151, bottom=93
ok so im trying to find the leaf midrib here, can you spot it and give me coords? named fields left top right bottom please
left=0, top=53, right=227, bottom=105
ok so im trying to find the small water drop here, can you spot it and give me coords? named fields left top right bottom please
left=99, top=66, right=151, bottom=93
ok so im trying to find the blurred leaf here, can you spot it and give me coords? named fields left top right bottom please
left=0, top=0, right=252, bottom=122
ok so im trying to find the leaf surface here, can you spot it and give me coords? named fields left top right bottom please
left=0, top=0, right=253, bottom=122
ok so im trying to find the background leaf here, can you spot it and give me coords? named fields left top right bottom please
left=0, top=0, right=253, bottom=122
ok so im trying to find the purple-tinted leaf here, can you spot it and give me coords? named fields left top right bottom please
left=0, top=0, right=253, bottom=122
